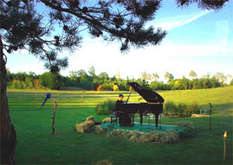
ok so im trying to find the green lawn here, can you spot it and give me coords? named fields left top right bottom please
left=8, top=87, right=233, bottom=165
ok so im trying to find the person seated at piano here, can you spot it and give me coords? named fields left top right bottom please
left=116, top=94, right=124, bottom=105
left=110, top=94, right=124, bottom=123
left=113, top=94, right=132, bottom=126
left=111, top=94, right=124, bottom=115
left=112, top=94, right=124, bottom=114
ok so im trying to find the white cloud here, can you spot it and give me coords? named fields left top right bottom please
left=60, top=37, right=233, bottom=79
left=155, top=10, right=212, bottom=31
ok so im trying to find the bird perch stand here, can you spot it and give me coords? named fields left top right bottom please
left=52, top=99, right=57, bottom=135
left=223, top=131, right=227, bottom=160
left=208, top=103, right=212, bottom=134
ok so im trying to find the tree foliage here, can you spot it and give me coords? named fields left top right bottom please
left=164, top=72, right=174, bottom=82
left=0, top=0, right=79, bottom=72
left=39, top=0, right=167, bottom=52
left=7, top=68, right=227, bottom=91
left=176, top=0, right=228, bottom=9
left=40, top=72, right=64, bottom=90
left=189, top=70, right=197, bottom=79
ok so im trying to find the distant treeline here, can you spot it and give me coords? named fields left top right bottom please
left=6, top=68, right=233, bottom=90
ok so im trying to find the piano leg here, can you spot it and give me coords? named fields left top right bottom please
left=140, top=112, right=143, bottom=126
left=155, top=114, right=159, bottom=128
left=131, top=114, right=134, bottom=126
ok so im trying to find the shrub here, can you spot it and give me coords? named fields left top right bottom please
left=25, top=77, right=34, bottom=88
left=11, top=80, right=23, bottom=89
left=164, top=101, right=177, bottom=116
left=176, top=103, right=188, bottom=117
left=96, top=100, right=115, bottom=115
left=188, top=103, right=201, bottom=114
left=164, top=101, right=200, bottom=117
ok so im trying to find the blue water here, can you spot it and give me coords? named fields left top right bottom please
left=101, top=122, right=183, bottom=133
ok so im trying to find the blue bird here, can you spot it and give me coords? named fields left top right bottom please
left=41, top=93, right=51, bottom=107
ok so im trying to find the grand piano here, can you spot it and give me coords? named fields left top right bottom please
left=114, top=82, right=164, bottom=128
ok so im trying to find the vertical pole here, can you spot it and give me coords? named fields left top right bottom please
left=209, top=103, right=212, bottom=134
left=223, top=131, right=227, bottom=160
left=52, top=99, right=57, bottom=135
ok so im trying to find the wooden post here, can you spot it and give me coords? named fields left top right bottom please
left=223, top=131, right=227, bottom=160
left=209, top=103, right=212, bottom=134
left=52, top=99, right=57, bottom=135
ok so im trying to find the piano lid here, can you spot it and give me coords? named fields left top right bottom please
left=128, top=82, right=164, bottom=103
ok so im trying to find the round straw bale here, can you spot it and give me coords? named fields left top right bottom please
left=76, top=123, right=85, bottom=133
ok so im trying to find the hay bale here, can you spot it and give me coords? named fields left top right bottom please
left=86, top=116, right=95, bottom=121
left=159, top=133, right=170, bottom=144
left=124, top=131, right=136, bottom=139
left=102, top=117, right=111, bottom=123
left=128, top=135, right=138, bottom=142
left=137, top=133, right=154, bottom=143
left=128, top=132, right=142, bottom=142
left=95, top=125, right=106, bottom=134
left=76, top=120, right=95, bottom=133
left=108, top=129, right=180, bottom=144
left=76, top=123, right=85, bottom=133
left=109, top=129, right=122, bottom=137
left=165, top=130, right=179, bottom=143
left=149, top=132, right=162, bottom=143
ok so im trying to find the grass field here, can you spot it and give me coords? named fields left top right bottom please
left=8, top=86, right=233, bottom=165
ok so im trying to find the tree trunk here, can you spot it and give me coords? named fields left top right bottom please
left=0, top=36, right=17, bottom=164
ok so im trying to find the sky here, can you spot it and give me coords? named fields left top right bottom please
left=6, top=0, right=233, bottom=81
